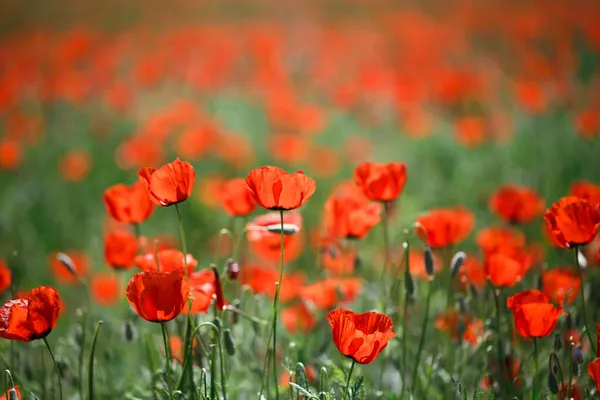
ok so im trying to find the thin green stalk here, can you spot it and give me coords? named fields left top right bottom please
left=43, top=337, right=63, bottom=400
left=133, top=222, right=141, bottom=239
left=218, top=328, right=227, bottom=400
left=160, top=322, right=175, bottom=400
left=400, top=241, right=410, bottom=397
left=4, top=370, right=15, bottom=399
left=567, top=343, right=573, bottom=399
left=88, top=321, right=103, bottom=400
left=410, top=280, right=433, bottom=393
left=210, top=329, right=217, bottom=400
left=532, top=338, right=538, bottom=400
left=379, top=203, right=391, bottom=282
left=443, top=246, right=453, bottom=309
left=78, top=311, right=87, bottom=400
left=574, top=247, right=596, bottom=354
left=176, top=322, right=219, bottom=390
left=493, top=288, right=506, bottom=397
left=342, top=360, right=356, bottom=400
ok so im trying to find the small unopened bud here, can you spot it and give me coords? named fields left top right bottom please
left=213, top=317, right=222, bottom=331
left=572, top=345, right=584, bottom=364
left=424, top=247, right=435, bottom=276
left=404, top=269, right=414, bottom=297
left=123, top=321, right=137, bottom=343
left=549, top=353, right=559, bottom=375
left=74, top=325, right=83, bottom=347
left=266, top=223, right=300, bottom=235
left=553, top=334, right=562, bottom=352
left=8, top=388, right=19, bottom=400
left=573, top=362, right=581, bottom=376
left=56, top=252, right=77, bottom=277
left=450, top=251, right=466, bottom=277
left=224, top=328, right=236, bottom=356
left=226, top=259, right=239, bottom=280
left=547, top=372, right=558, bottom=394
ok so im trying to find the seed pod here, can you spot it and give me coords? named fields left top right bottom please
left=224, top=328, right=235, bottom=356
left=424, top=247, right=435, bottom=276
left=553, top=334, right=562, bottom=352
left=572, top=345, right=584, bottom=365
left=450, top=251, right=466, bottom=277
left=547, top=372, right=558, bottom=394
left=56, top=252, right=77, bottom=277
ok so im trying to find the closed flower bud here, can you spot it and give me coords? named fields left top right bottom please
left=572, top=345, right=584, bottom=364
left=549, top=353, right=560, bottom=375
left=554, top=334, right=562, bottom=352
left=74, top=325, right=83, bottom=347
left=224, top=328, right=235, bottom=356
left=424, top=247, right=435, bottom=276
left=547, top=372, right=558, bottom=394
left=8, top=388, right=19, bottom=400
left=450, top=251, right=466, bottom=277
left=404, top=270, right=414, bottom=297
left=213, top=317, right=222, bottom=331
left=123, top=321, right=137, bottom=343
left=56, top=252, right=78, bottom=277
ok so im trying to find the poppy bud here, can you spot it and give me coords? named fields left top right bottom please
left=554, top=334, right=562, bottom=352
left=123, top=320, right=137, bottom=343
left=226, top=259, right=239, bottom=280
left=450, top=251, right=466, bottom=277
left=56, top=252, right=78, bottom=277
left=547, top=372, right=559, bottom=394
left=404, top=269, right=414, bottom=298
left=319, top=367, right=329, bottom=394
left=424, top=247, right=435, bottom=276
left=549, top=353, right=560, bottom=375
left=572, top=345, right=584, bottom=364
left=224, top=328, right=235, bottom=356
left=265, top=223, right=301, bottom=235
left=74, top=325, right=83, bottom=347
left=213, top=317, right=222, bottom=331
left=8, top=388, right=19, bottom=400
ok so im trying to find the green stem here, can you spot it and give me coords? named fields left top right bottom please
left=342, top=360, right=356, bottom=400
left=88, top=321, right=103, bottom=400
left=78, top=311, right=87, bottom=400
left=443, top=246, right=453, bottom=309
left=3, top=370, right=15, bottom=399
left=379, top=203, right=390, bottom=282
left=210, top=327, right=217, bottom=400
left=43, top=337, right=63, bottom=400
left=567, top=343, right=573, bottom=399
left=133, top=222, right=141, bottom=239
left=400, top=241, right=410, bottom=397
left=410, top=280, right=433, bottom=392
left=160, top=322, right=175, bottom=400
left=532, top=338, right=538, bottom=400
left=574, top=247, right=596, bottom=354
left=218, top=328, right=227, bottom=400
left=493, top=288, right=506, bottom=397
left=176, top=322, right=219, bottom=390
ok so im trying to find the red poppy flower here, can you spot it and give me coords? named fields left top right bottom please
left=0, top=286, right=61, bottom=342
left=570, top=181, right=600, bottom=205
left=183, top=269, right=226, bottom=315
left=541, top=267, right=580, bottom=305
left=90, top=274, right=120, bottom=307
left=126, top=269, right=189, bottom=322
left=104, top=229, right=138, bottom=270
left=282, top=302, right=315, bottom=334
left=134, top=249, right=197, bottom=275
left=138, top=158, right=195, bottom=206
left=301, top=278, right=362, bottom=309
left=49, top=251, right=89, bottom=284
left=558, top=381, right=582, bottom=400
left=435, top=309, right=484, bottom=347
left=476, top=227, right=526, bottom=256
left=246, top=212, right=304, bottom=264
left=103, top=181, right=154, bottom=223
left=245, top=166, right=316, bottom=211
left=324, top=184, right=381, bottom=239
left=589, top=355, right=600, bottom=391
left=322, top=244, right=356, bottom=276
left=506, top=290, right=564, bottom=338
left=354, top=161, right=407, bottom=202
left=485, top=251, right=531, bottom=287
left=458, top=255, right=486, bottom=291
left=240, top=265, right=306, bottom=303
left=544, top=196, right=600, bottom=248
left=0, top=139, right=22, bottom=170
left=219, top=178, right=256, bottom=217
left=58, top=149, right=91, bottom=183
left=416, top=207, right=475, bottom=248
left=0, top=260, right=11, bottom=295
left=489, top=184, right=544, bottom=224
left=327, top=308, right=396, bottom=364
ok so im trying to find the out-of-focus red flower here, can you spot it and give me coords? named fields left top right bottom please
left=570, top=181, right=600, bottom=205
left=269, top=134, right=311, bottom=165
left=324, top=183, right=381, bottom=240
left=458, top=255, right=486, bottom=291
left=489, top=184, right=544, bottom=224
left=476, top=227, right=526, bottom=256
left=575, top=109, right=598, bottom=139
left=589, top=357, right=600, bottom=391
left=195, top=175, right=226, bottom=209
left=104, top=229, right=138, bottom=270
left=480, top=357, right=521, bottom=391
left=126, top=269, right=189, bottom=323
left=139, top=158, right=195, bottom=206
left=184, top=269, right=226, bottom=315
left=514, top=81, right=546, bottom=114
left=541, top=267, right=580, bottom=305
left=134, top=249, right=197, bottom=275
left=301, top=278, right=362, bottom=309
left=454, top=116, right=486, bottom=148
left=558, top=380, right=582, bottom=400
left=354, top=161, right=407, bottom=202
left=246, top=211, right=304, bottom=264
left=58, top=149, right=91, bottom=182
left=485, top=251, right=531, bottom=287
left=103, top=181, right=154, bottom=224
left=216, top=133, right=254, bottom=169
left=240, top=265, right=305, bottom=303
left=544, top=196, right=600, bottom=248
left=174, top=124, right=218, bottom=160
left=0, top=286, right=61, bottom=342
left=0, top=260, right=11, bottom=295
left=50, top=251, right=89, bottom=284
left=404, top=250, right=441, bottom=280
left=506, top=290, right=564, bottom=338
left=219, top=178, right=256, bottom=217
left=416, top=207, right=475, bottom=248
left=245, top=166, right=316, bottom=211
left=90, top=274, right=120, bottom=306
left=322, top=245, right=356, bottom=276
left=0, top=139, right=22, bottom=170
left=282, top=301, right=315, bottom=334
left=327, top=308, right=396, bottom=364
left=344, top=136, right=373, bottom=164
left=309, top=146, right=341, bottom=179
left=138, top=234, right=178, bottom=254
left=435, top=309, right=484, bottom=347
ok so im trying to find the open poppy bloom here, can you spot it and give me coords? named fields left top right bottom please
left=416, top=207, right=475, bottom=248
left=282, top=301, right=316, bottom=334
left=245, top=166, right=316, bottom=211
left=0, top=260, right=11, bottom=295
left=506, top=290, right=564, bottom=338
left=0, top=286, right=61, bottom=342
left=541, top=267, right=580, bottom=305
left=301, top=278, right=362, bottom=309
left=126, top=269, right=189, bottom=322
left=104, top=229, right=138, bottom=269
left=476, top=227, right=526, bottom=256
left=219, top=177, right=256, bottom=216
left=138, top=158, right=195, bottom=206
left=571, top=181, right=600, bottom=205
left=353, top=161, right=407, bottom=202
left=240, top=264, right=305, bottom=302
left=489, top=184, right=544, bottom=224
left=485, top=251, right=531, bottom=287
left=435, top=309, right=484, bottom=347
left=103, top=181, right=154, bottom=223
left=544, top=196, right=600, bottom=248
left=324, top=184, right=381, bottom=240
left=134, top=249, right=197, bottom=275
left=328, top=308, right=395, bottom=364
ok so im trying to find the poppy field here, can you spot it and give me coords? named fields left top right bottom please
left=2, top=0, right=600, bottom=399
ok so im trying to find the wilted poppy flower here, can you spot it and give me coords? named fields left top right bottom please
left=50, top=251, right=89, bottom=284
left=476, top=227, right=526, bottom=256
left=90, top=274, right=120, bottom=306
left=541, top=267, right=580, bottom=305
left=570, top=181, right=600, bottom=205
left=485, top=251, right=531, bottom=287
left=126, top=269, right=189, bottom=322
left=327, top=308, right=396, bottom=364
left=139, top=158, right=195, bottom=206
left=354, top=161, right=407, bottom=202
left=0, top=286, right=61, bottom=342
left=219, top=178, right=256, bottom=217
left=58, top=149, right=91, bottom=182
left=544, top=196, right=600, bottom=248
left=0, top=260, right=11, bottom=295
left=245, top=166, right=316, bottom=211
left=416, top=207, right=475, bottom=248
left=324, top=184, right=381, bottom=239
left=489, top=184, right=544, bottom=224
left=103, top=181, right=154, bottom=223
left=240, top=265, right=305, bottom=303
left=282, top=301, right=315, bottom=334
left=506, top=290, right=564, bottom=338
left=134, top=249, right=197, bottom=275
left=246, top=212, right=304, bottom=263
left=104, top=229, right=138, bottom=270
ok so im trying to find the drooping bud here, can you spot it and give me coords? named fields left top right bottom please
left=8, top=388, right=19, bottom=400
left=572, top=345, right=584, bottom=365
left=213, top=317, right=222, bottom=331
left=225, top=259, right=240, bottom=280
left=547, top=371, right=558, bottom=394
left=450, top=251, right=466, bottom=277
left=224, top=328, right=236, bottom=356
left=424, top=247, right=435, bottom=276
left=56, top=252, right=78, bottom=277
